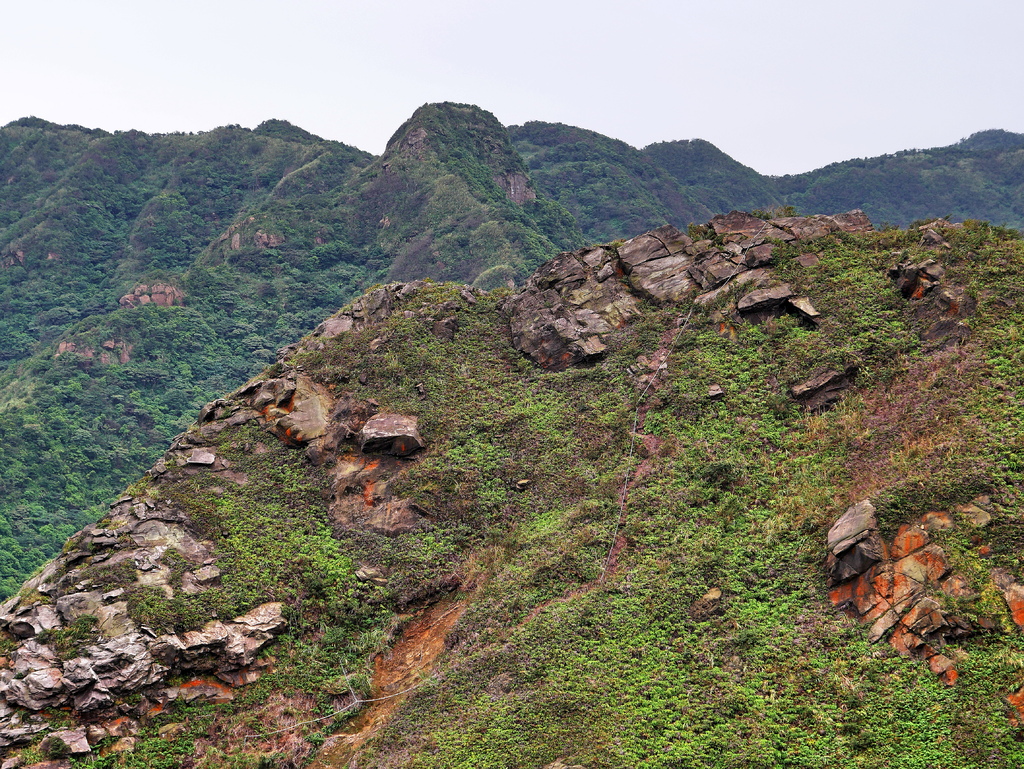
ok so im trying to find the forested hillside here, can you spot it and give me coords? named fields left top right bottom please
left=776, top=129, right=1024, bottom=229
left=0, top=105, right=581, bottom=595
left=514, top=123, right=1024, bottom=241
left=2, top=105, right=1024, bottom=598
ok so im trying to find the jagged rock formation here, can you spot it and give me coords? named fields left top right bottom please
left=0, top=372, right=432, bottom=752
left=825, top=497, right=1023, bottom=685
left=502, top=211, right=868, bottom=371
left=118, top=283, right=186, bottom=309
left=887, top=227, right=976, bottom=347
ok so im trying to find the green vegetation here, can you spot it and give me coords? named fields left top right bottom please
left=27, top=221, right=1024, bottom=767
left=0, top=105, right=581, bottom=595
left=643, top=137, right=782, bottom=215
left=510, top=121, right=712, bottom=243
left=776, top=130, right=1024, bottom=230
left=4, top=108, right=1024, bottom=769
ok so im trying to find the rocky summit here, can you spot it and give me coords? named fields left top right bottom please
left=2, top=212, right=1024, bottom=768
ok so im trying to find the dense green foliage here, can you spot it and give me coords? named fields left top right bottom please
left=0, top=106, right=582, bottom=595
left=776, top=130, right=1024, bottom=230
left=515, top=123, right=1024, bottom=241
left=643, top=138, right=782, bottom=215
left=510, top=121, right=712, bottom=243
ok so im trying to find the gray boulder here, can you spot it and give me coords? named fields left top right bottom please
left=359, top=414, right=426, bottom=456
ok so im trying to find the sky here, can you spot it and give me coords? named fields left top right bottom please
left=4, top=0, right=1023, bottom=176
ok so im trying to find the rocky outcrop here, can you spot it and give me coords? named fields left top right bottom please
left=118, top=283, right=185, bottom=309
left=494, top=171, right=536, bottom=204
left=710, top=209, right=873, bottom=241
left=54, top=339, right=132, bottom=364
left=790, top=367, right=857, bottom=411
left=824, top=499, right=1007, bottom=685
left=282, top=281, right=481, bottom=361
left=359, top=414, right=426, bottom=456
left=504, top=211, right=870, bottom=370
left=889, top=255, right=975, bottom=347
left=0, top=605, right=284, bottom=746
left=0, top=327, right=435, bottom=755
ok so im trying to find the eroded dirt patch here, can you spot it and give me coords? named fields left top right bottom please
left=310, top=598, right=466, bottom=768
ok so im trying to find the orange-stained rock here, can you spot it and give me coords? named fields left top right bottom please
left=991, top=568, right=1024, bottom=627
left=896, top=545, right=950, bottom=585
left=927, top=653, right=955, bottom=677
left=861, top=597, right=893, bottom=622
left=1004, top=593, right=1024, bottom=628
left=867, top=610, right=899, bottom=643
left=829, top=571, right=883, bottom=617
left=891, top=524, right=929, bottom=558
left=902, top=598, right=945, bottom=636
left=940, top=574, right=977, bottom=599
left=871, top=563, right=895, bottom=603
left=826, top=504, right=976, bottom=687
left=890, top=625, right=922, bottom=656
left=1008, top=689, right=1024, bottom=725
left=920, top=511, right=955, bottom=531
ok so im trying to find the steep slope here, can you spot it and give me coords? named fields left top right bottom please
left=3, top=213, right=1024, bottom=768
left=0, top=119, right=373, bottom=595
left=776, top=129, right=1024, bottom=229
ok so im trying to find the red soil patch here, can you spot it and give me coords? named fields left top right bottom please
left=309, top=598, right=466, bottom=768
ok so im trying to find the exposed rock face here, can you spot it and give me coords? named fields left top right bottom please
left=253, top=230, right=285, bottom=249
left=0, top=604, right=284, bottom=740
left=54, top=340, right=132, bottom=364
left=504, top=212, right=871, bottom=370
left=790, top=367, right=858, bottom=411
left=494, top=171, right=537, bottom=204
left=118, top=283, right=185, bottom=309
left=359, top=414, right=426, bottom=456
left=889, top=255, right=975, bottom=347
left=825, top=500, right=997, bottom=686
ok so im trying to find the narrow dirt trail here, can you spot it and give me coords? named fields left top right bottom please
left=310, top=598, right=466, bottom=768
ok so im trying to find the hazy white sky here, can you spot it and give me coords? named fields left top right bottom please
left=4, top=0, right=1022, bottom=175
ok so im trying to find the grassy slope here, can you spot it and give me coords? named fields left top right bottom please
left=33, top=221, right=1024, bottom=768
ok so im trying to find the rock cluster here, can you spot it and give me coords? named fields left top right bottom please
left=502, top=211, right=870, bottom=371
left=790, top=367, right=858, bottom=411
left=0, top=470, right=288, bottom=746
left=54, top=339, right=133, bottom=365
left=118, top=283, right=185, bottom=309
left=279, top=280, right=480, bottom=361
left=0, top=598, right=284, bottom=749
left=825, top=497, right=1018, bottom=685
left=888, top=250, right=975, bottom=347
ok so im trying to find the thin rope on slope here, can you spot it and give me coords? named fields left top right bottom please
left=599, top=217, right=773, bottom=582
left=600, top=304, right=695, bottom=582
left=242, top=680, right=426, bottom=747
